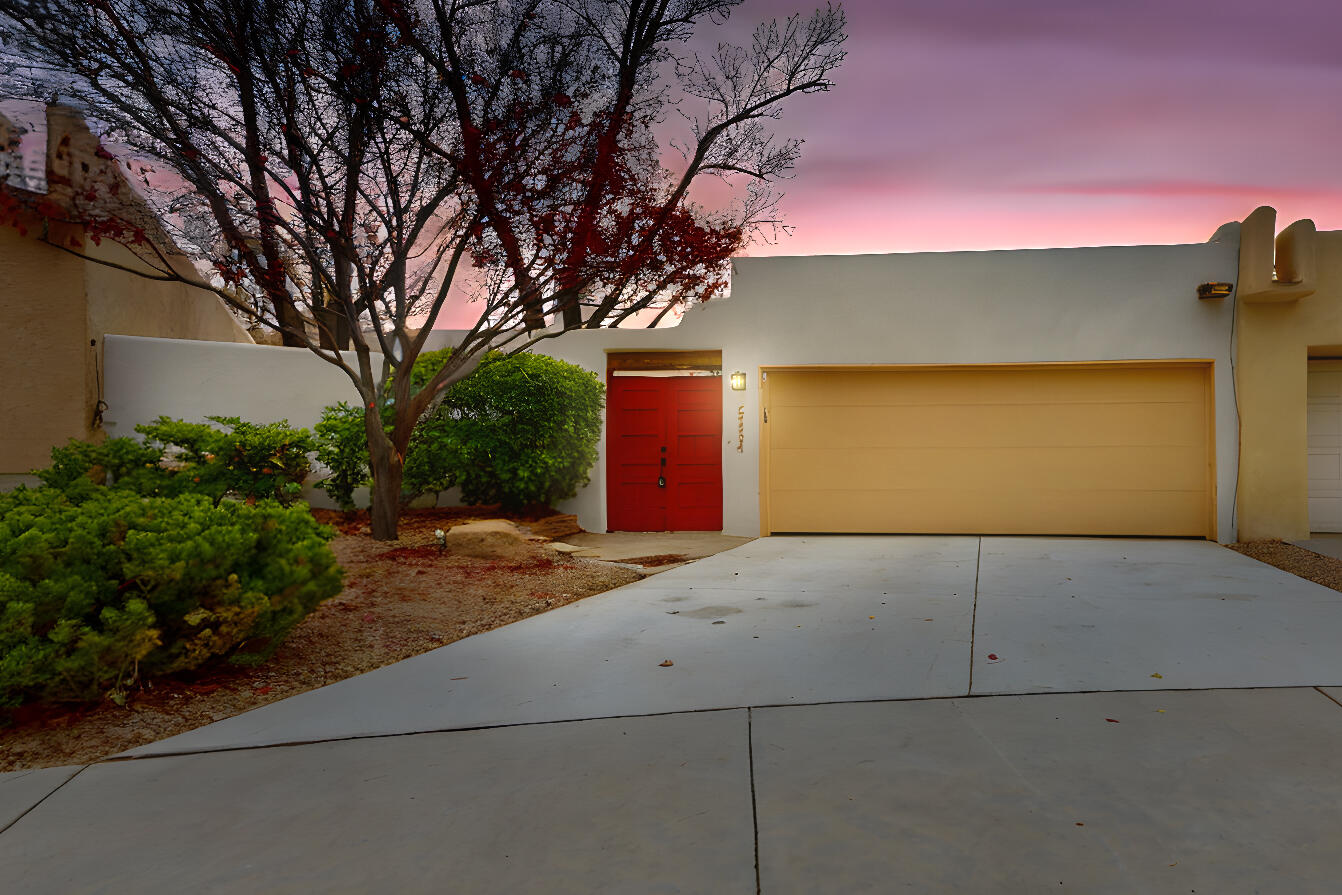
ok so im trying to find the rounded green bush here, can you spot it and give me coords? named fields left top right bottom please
left=0, top=486, right=343, bottom=707
left=431, top=352, right=604, bottom=509
left=313, top=350, right=605, bottom=511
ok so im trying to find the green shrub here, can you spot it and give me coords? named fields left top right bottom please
left=312, top=351, right=605, bottom=510
left=140, top=415, right=314, bottom=505
left=0, top=486, right=342, bottom=707
left=39, top=416, right=314, bottom=506
left=433, top=352, right=604, bottom=508
left=38, top=436, right=169, bottom=495
left=312, top=402, right=380, bottom=511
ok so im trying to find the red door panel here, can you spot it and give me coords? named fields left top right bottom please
left=667, top=377, right=723, bottom=530
left=607, top=375, right=723, bottom=531
left=606, top=379, right=665, bottom=531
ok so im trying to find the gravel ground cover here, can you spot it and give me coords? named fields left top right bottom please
left=1227, top=539, right=1342, bottom=590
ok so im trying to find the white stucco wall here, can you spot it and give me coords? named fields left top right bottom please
left=105, top=227, right=1241, bottom=539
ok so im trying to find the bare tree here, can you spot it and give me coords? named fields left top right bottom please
left=0, top=0, right=845, bottom=539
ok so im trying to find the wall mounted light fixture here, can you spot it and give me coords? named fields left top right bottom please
left=729, top=371, right=747, bottom=390
left=1197, top=282, right=1233, bottom=300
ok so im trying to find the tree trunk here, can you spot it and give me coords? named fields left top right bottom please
left=366, top=406, right=404, bottom=541
left=275, top=299, right=308, bottom=348
left=368, top=452, right=403, bottom=540
left=316, top=304, right=351, bottom=350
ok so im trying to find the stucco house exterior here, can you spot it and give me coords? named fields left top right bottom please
left=91, top=204, right=1342, bottom=546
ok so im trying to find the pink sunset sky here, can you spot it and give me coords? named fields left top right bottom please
left=710, top=0, right=1342, bottom=257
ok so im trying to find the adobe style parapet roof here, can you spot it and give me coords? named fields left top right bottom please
left=729, top=218, right=1257, bottom=265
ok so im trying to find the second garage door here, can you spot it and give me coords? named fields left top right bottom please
left=761, top=363, right=1214, bottom=537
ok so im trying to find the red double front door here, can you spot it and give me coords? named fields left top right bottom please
left=607, top=375, right=723, bottom=531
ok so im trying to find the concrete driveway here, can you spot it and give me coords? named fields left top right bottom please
left=7, top=536, right=1342, bottom=892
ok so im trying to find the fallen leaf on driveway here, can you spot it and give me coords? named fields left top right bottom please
left=1105, top=718, right=1120, bottom=723
left=987, top=653, right=999, bottom=661
left=659, top=659, right=674, bottom=667
left=450, top=676, right=468, bottom=681
left=1150, top=672, right=1163, bottom=679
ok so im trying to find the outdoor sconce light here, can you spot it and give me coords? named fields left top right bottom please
left=1197, top=282, right=1233, bottom=300
left=729, top=371, right=747, bottom=390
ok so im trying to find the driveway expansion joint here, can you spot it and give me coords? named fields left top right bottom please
left=968, top=536, right=982, bottom=694
left=106, top=685, right=1342, bottom=764
left=747, top=707, right=761, bottom=895
left=0, top=764, right=89, bottom=837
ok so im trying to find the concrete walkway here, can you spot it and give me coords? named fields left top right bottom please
left=6, top=536, right=1342, bottom=892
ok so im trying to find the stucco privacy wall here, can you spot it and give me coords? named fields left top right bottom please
left=104, top=336, right=364, bottom=509
left=105, top=234, right=1240, bottom=538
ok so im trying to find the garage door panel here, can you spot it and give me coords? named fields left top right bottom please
left=771, top=402, right=1205, bottom=451
left=770, top=445, right=1207, bottom=494
left=768, top=487, right=1207, bottom=536
left=771, top=367, right=1205, bottom=408
left=763, top=364, right=1212, bottom=537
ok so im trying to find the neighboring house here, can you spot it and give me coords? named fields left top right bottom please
left=1, top=105, right=252, bottom=486
left=1234, top=207, right=1342, bottom=541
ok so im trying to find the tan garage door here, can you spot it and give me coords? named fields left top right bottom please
left=760, top=363, right=1214, bottom=537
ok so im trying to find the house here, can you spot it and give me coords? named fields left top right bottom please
left=540, top=223, right=1240, bottom=540
left=1, top=105, right=252, bottom=488
left=92, top=205, right=1342, bottom=545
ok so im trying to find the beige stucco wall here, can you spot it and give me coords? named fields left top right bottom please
left=84, top=240, right=254, bottom=347
left=1234, top=209, right=1342, bottom=540
left=1, top=229, right=254, bottom=476
left=2, top=223, right=91, bottom=474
